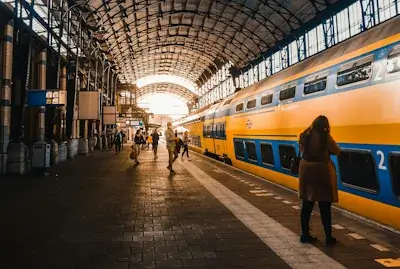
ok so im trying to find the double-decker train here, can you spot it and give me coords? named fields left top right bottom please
left=173, top=16, right=400, bottom=230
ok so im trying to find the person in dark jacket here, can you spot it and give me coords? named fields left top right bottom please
left=133, top=129, right=145, bottom=164
left=151, top=129, right=160, bottom=159
left=298, top=115, right=340, bottom=245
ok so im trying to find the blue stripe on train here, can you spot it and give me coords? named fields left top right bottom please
left=233, top=138, right=400, bottom=208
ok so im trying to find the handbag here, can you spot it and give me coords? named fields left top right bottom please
left=290, top=150, right=301, bottom=175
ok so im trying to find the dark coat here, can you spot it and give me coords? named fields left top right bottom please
left=298, top=131, right=340, bottom=203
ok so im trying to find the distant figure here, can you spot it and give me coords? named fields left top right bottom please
left=175, top=130, right=178, bottom=137
left=114, top=131, right=122, bottom=154
left=181, top=131, right=191, bottom=161
left=152, top=129, right=160, bottom=159
left=133, top=129, right=145, bottom=164
left=298, top=115, right=340, bottom=245
left=165, top=122, right=179, bottom=174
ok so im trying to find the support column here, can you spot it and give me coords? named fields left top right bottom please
left=38, top=50, right=46, bottom=142
left=0, top=20, right=13, bottom=175
left=58, top=66, right=67, bottom=162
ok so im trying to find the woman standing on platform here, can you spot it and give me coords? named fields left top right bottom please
left=298, top=115, right=340, bottom=245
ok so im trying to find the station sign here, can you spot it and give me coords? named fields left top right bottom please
left=27, top=89, right=67, bottom=107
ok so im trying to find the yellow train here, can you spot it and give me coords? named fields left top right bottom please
left=173, top=16, right=400, bottom=230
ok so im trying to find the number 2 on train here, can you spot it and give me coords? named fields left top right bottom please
left=376, top=150, right=387, bottom=170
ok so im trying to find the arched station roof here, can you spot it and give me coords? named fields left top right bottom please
left=136, top=83, right=198, bottom=104
left=77, top=0, right=340, bottom=102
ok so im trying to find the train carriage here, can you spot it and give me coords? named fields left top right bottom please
left=173, top=16, right=400, bottom=230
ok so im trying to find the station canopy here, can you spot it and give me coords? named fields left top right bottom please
left=78, top=0, right=340, bottom=102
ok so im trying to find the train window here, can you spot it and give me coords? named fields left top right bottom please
left=278, top=145, right=296, bottom=170
left=234, top=140, right=245, bottom=158
left=261, top=143, right=274, bottom=165
left=338, top=150, right=379, bottom=192
left=387, top=46, right=400, bottom=75
left=214, top=124, right=219, bottom=138
left=304, top=71, right=328, bottom=95
left=206, top=125, right=211, bottom=137
left=261, top=93, right=273, bottom=105
left=246, top=99, right=257, bottom=109
left=389, top=154, right=400, bottom=198
left=245, top=141, right=257, bottom=161
left=202, top=125, right=207, bottom=137
left=279, top=84, right=296, bottom=101
left=337, top=55, right=373, bottom=87
left=224, top=99, right=233, bottom=106
left=236, top=103, right=244, bottom=112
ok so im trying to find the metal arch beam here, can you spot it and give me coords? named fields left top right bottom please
left=129, top=62, right=206, bottom=81
left=108, top=24, right=244, bottom=63
left=105, top=11, right=263, bottom=61
left=89, top=0, right=283, bottom=45
left=261, top=0, right=304, bottom=30
left=136, top=82, right=197, bottom=103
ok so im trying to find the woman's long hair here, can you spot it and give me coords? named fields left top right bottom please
left=300, top=115, right=330, bottom=151
left=135, top=129, right=141, bottom=136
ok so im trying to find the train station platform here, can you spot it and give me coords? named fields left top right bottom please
left=1, top=144, right=400, bottom=269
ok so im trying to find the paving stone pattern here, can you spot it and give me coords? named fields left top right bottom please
left=190, top=153, right=400, bottom=269
left=0, top=145, right=290, bottom=269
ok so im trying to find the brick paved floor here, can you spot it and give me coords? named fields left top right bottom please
left=1, top=144, right=400, bottom=269
left=0, top=144, right=290, bottom=269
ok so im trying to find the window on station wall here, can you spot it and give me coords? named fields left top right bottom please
left=278, top=145, right=296, bottom=170
left=338, top=150, right=379, bottom=192
left=279, top=83, right=296, bottom=101
left=234, top=140, right=245, bottom=159
left=261, top=92, right=273, bottom=105
left=389, top=154, right=400, bottom=198
left=246, top=98, right=257, bottom=109
left=387, top=46, right=400, bottom=75
left=223, top=98, right=233, bottom=106
left=337, top=55, right=373, bottom=87
left=261, top=143, right=274, bottom=166
left=245, top=141, right=257, bottom=161
left=304, top=71, right=328, bottom=95
left=236, top=103, right=244, bottom=112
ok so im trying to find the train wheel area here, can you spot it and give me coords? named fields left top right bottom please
left=1, top=143, right=400, bottom=269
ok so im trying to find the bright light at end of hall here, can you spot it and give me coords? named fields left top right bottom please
left=138, top=94, right=189, bottom=119
left=134, top=75, right=197, bottom=93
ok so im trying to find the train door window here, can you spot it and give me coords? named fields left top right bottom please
left=278, top=145, right=296, bottom=170
left=202, top=125, right=207, bottom=137
left=246, top=98, right=257, bottom=110
left=261, top=93, right=273, bottom=105
left=260, top=143, right=274, bottom=166
left=214, top=124, right=219, bottom=138
left=279, top=83, right=296, bottom=101
left=337, top=55, right=373, bottom=87
left=236, top=103, right=244, bottom=112
left=387, top=46, right=400, bottom=75
left=221, top=123, right=226, bottom=139
left=389, top=153, right=400, bottom=198
left=234, top=140, right=245, bottom=159
left=245, top=141, right=257, bottom=161
left=338, top=150, right=379, bottom=192
left=304, top=71, right=328, bottom=95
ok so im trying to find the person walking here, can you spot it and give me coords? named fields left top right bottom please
left=114, top=131, right=122, bottom=154
left=298, top=115, right=340, bottom=245
left=181, top=131, right=191, bottom=161
left=151, top=129, right=160, bottom=159
left=165, top=122, right=179, bottom=174
left=133, top=129, right=145, bottom=164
